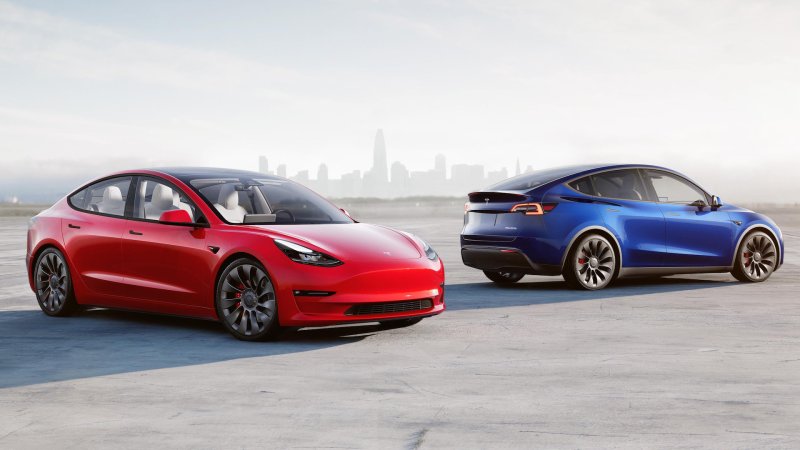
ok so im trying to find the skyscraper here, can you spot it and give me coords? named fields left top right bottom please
left=258, top=156, right=269, bottom=174
left=371, top=129, right=388, bottom=183
left=434, top=154, right=446, bottom=179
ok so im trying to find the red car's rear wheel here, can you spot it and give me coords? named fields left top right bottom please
left=34, top=248, right=77, bottom=316
left=216, top=258, right=280, bottom=341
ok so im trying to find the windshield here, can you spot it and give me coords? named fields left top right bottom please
left=488, top=165, right=597, bottom=191
left=188, top=177, right=352, bottom=225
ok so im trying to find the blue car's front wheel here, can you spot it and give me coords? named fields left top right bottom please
left=732, top=231, right=777, bottom=283
left=563, top=234, right=617, bottom=290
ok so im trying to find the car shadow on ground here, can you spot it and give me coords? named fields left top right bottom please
left=444, top=275, right=735, bottom=311
left=0, top=308, right=384, bottom=389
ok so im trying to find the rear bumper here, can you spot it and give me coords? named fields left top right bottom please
left=461, top=245, right=560, bottom=275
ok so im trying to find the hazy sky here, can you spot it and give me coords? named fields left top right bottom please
left=1, top=0, right=799, bottom=202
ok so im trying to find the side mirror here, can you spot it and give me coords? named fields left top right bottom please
left=689, top=199, right=707, bottom=210
left=340, top=208, right=355, bottom=221
left=710, top=195, right=723, bottom=207
left=159, top=209, right=194, bottom=225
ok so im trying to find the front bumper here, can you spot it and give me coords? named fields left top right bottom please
left=274, top=258, right=446, bottom=326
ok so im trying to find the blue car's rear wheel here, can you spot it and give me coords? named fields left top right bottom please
left=564, top=234, right=617, bottom=290
left=216, top=258, right=280, bottom=341
left=732, top=231, right=777, bottom=282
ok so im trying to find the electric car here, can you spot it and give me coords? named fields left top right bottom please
left=27, top=168, right=444, bottom=340
left=461, top=164, right=783, bottom=290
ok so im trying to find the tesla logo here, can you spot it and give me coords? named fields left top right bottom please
left=484, top=198, right=490, bottom=204
left=383, top=251, right=392, bottom=256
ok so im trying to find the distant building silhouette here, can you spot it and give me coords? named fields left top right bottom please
left=259, top=156, right=269, bottom=174
left=272, top=129, right=518, bottom=198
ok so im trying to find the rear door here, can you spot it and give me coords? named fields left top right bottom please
left=120, top=176, right=213, bottom=306
left=61, top=176, right=132, bottom=297
left=587, top=169, right=666, bottom=267
left=642, top=169, right=735, bottom=267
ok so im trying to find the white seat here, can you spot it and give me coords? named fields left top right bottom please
left=172, top=191, right=194, bottom=220
left=144, top=184, right=178, bottom=220
left=214, top=184, right=247, bottom=223
left=97, top=186, right=125, bottom=216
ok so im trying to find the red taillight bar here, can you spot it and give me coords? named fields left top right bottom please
left=510, top=202, right=558, bottom=215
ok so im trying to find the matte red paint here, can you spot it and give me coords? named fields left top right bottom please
left=27, top=169, right=445, bottom=326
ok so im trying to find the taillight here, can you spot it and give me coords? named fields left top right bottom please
left=510, top=202, right=558, bottom=215
left=464, top=202, right=470, bottom=214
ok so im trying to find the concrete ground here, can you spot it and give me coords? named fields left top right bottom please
left=1, top=205, right=799, bottom=449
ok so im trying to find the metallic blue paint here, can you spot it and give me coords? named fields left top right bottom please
left=461, top=164, right=784, bottom=276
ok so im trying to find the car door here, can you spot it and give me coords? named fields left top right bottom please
left=120, top=176, right=214, bottom=306
left=61, top=176, right=133, bottom=299
left=587, top=169, right=666, bottom=267
left=642, top=169, right=735, bottom=267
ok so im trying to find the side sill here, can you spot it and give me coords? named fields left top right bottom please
left=619, top=266, right=732, bottom=278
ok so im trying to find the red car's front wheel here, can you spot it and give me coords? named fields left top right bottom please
left=216, top=258, right=280, bottom=341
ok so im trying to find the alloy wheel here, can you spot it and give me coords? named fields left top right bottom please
left=574, top=237, right=616, bottom=290
left=741, top=233, right=777, bottom=281
left=219, top=263, right=277, bottom=337
left=35, top=251, right=70, bottom=314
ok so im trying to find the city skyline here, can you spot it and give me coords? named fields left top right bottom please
left=257, top=129, right=532, bottom=198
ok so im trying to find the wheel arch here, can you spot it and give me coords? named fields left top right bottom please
left=732, top=225, right=782, bottom=270
left=28, top=240, right=69, bottom=291
left=559, top=226, right=623, bottom=274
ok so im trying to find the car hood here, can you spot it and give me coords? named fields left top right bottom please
left=252, top=223, right=422, bottom=260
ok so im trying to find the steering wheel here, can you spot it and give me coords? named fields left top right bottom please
left=272, top=209, right=295, bottom=223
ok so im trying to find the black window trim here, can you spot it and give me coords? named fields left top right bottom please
left=66, top=173, right=210, bottom=227
left=563, top=166, right=711, bottom=205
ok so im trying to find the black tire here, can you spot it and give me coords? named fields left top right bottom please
left=731, top=231, right=778, bottom=283
left=379, top=317, right=424, bottom=328
left=34, top=247, right=78, bottom=316
left=483, top=270, right=525, bottom=284
left=215, top=257, right=280, bottom=341
left=563, top=233, right=617, bottom=290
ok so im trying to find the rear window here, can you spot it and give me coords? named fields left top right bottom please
left=489, top=165, right=596, bottom=191
left=68, top=176, right=132, bottom=217
left=568, top=177, right=596, bottom=195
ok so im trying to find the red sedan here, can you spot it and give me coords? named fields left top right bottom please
left=26, top=168, right=445, bottom=340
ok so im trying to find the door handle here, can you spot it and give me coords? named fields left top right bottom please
left=68, top=224, right=81, bottom=229
left=129, top=230, right=143, bottom=236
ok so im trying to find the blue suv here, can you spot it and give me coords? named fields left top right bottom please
left=461, top=164, right=784, bottom=290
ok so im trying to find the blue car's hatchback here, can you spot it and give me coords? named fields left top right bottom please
left=461, top=164, right=784, bottom=290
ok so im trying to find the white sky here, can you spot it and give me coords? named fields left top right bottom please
left=1, top=0, right=799, bottom=202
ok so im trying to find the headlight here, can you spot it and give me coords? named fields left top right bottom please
left=274, top=239, right=343, bottom=267
left=402, top=232, right=438, bottom=261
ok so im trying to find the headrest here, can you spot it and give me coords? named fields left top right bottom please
left=218, top=184, right=239, bottom=210
left=152, top=184, right=174, bottom=209
left=103, top=186, right=123, bottom=203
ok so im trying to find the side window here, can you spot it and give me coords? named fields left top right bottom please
left=69, top=177, right=132, bottom=217
left=645, top=170, right=707, bottom=204
left=134, top=177, right=200, bottom=222
left=568, top=176, right=596, bottom=195
left=590, top=169, right=647, bottom=201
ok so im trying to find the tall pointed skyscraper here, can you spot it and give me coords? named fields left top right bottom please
left=515, top=158, right=521, bottom=176
left=371, top=129, right=389, bottom=183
